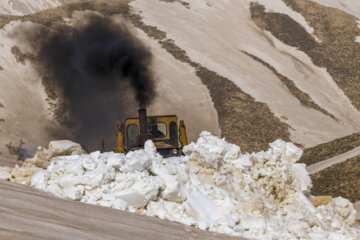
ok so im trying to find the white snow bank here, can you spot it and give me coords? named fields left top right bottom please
left=26, top=140, right=85, bottom=168
left=29, top=132, right=359, bottom=239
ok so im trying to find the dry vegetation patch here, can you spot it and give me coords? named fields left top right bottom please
left=311, top=155, right=360, bottom=203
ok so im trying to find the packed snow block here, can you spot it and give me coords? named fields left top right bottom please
left=286, top=220, right=309, bottom=238
left=122, top=150, right=152, bottom=172
left=62, top=185, right=84, bottom=200
left=231, top=153, right=252, bottom=169
left=237, top=215, right=267, bottom=238
left=0, top=167, right=11, bottom=180
left=81, top=165, right=115, bottom=189
left=160, top=174, right=186, bottom=202
left=185, top=192, right=221, bottom=226
left=328, top=197, right=357, bottom=225
left=25, top=140, right=85, bottom=169
left=111, top=198, right=128, bottom=211
left=144, top=140, right=157, bottom=155
left=11, top=165, right=40, bottom=184
left=106, top=152, right=125, bottom=169
left=289, top=163, right=312, bottom=194
left=183, top=131, right=240, bottom=169
left=151, top=161, right=186, bottom=202
left=31, top=169, right=49, bottom=190
left=268, top=139, right=303, bottom=163
left=113, top=174, right=159, bottom=208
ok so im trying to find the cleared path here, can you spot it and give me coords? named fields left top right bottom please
left=306, top=146, right=360, bottom=174
left=0, top=156, right=21, bottom=167
left=0, top=180, right=240, bottom=240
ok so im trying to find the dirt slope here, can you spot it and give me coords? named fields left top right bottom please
left=0, top=179, right=239, bottom=240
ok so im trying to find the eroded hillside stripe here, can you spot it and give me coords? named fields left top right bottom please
left=243, top=51, right=337, bottom=120
left=250, top=1, right=360, bottom=111
left=130, top=17, right=290, bottom=153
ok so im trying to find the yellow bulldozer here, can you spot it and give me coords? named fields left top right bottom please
left=115, top=109, right=188, bottom=157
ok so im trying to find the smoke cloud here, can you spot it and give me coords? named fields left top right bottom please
left=17, top=13, right=156, bottom=150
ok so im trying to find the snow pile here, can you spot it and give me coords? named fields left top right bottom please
left=28, top=132, right=359, bottom=239
left=25, top=140, right=85, bottom=169
left=0, top=140, right=85, bottom=184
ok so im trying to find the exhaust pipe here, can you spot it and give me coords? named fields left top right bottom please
left=138, top=108, right=148, bottom=146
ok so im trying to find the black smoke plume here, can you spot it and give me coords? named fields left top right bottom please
left=17, top=14, right=156, bottom=150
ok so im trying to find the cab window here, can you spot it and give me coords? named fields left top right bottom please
left=127, top=124, right=139, bottom=149
left=148, top=122, right=166, bottom=138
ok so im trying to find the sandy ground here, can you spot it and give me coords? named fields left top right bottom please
left=130, top=0, right=360, bottom=148
left=0, top=179, right=240, bottom=240
left=306, top=146, right=360, bottom=174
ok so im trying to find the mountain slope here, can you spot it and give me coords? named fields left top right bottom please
left=0, top=0, right=359, bottom=186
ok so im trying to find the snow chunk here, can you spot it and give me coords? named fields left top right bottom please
left=0, top=167, right=11, bottom=180
left=183, top=131, right=240, bottom=169
left=122, top=150, right=152, bottom=172
left=25, top=140, right=85, bottom=169
left=185, top=192, right=221, bottom=226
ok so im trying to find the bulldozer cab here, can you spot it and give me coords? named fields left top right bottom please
left=116, top=110, right=188, bottom=157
